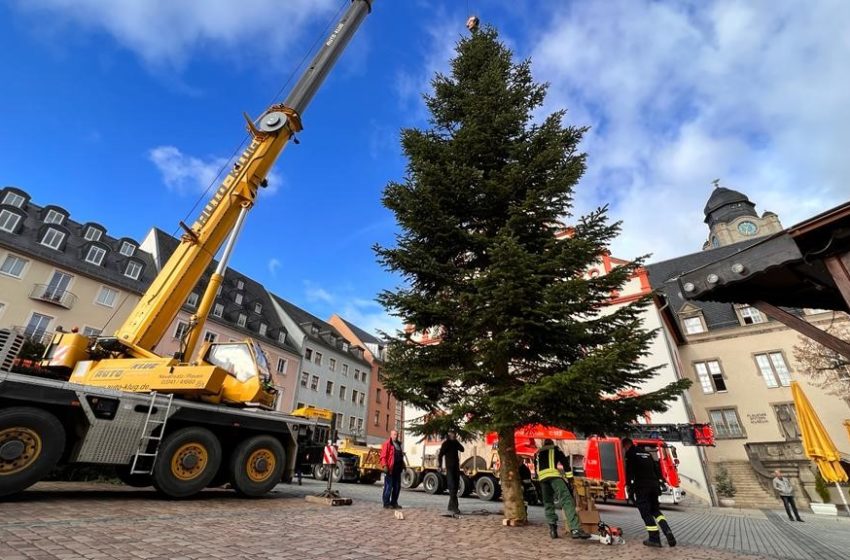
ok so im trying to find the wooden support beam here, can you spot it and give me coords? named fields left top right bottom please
left=752, top=300, right=850, bottom=360
left=824, top=252, right=850, bottom=311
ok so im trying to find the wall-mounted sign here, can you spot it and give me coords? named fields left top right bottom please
left=747, top=412, right=769, bottom=424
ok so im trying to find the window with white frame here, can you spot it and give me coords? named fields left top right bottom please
left=354, top=369, right=360, bottom=381
left=0, top=254, right=27, bottom=278
left=259, top=323, right=267, bottom=336
left=187, top=292, right=199, bottom=307
left=83, top=227, right=102, bottom=242
left=374, top=411, right=380, bottom=426
left=278, top=331, right=286, bottom=344
left=300, top=372, right=309, bottom=387
left=348, top=416, right=356, bottom=431
left=357, top=418, right=363, bottom=433
left=739, top=305, right=767, bottom=325
left=693, top=360, right=727, bottom=394
left=342, top=364, right=349, bottom=376
left=235, top=293, right=243, bottom=305
left=95, top=286, right=118, bottom=307
left=40, top=228, right=65, bottom=250
left=203, top=331, right=217, bottom=343
left=314, top=352, right=322, bottom=366
left=82, top=326, right=101, bottom=336
left=85, top=245, right=106, bottom=266
left=237, top=313, right=247, bottom=327
left=339, top=385, right=346, bottom=400
left=125, top=261, right=142, bottom=280
left=329, top=358, right=336, bottom=372
left=0, top=209, right=21, bottom=233
left=2, top=191, right=25, bottom=208
left=326, top=380, right=334, bottom=395
left=213, top=303, right=224, bottom=317
left=254, top=302, right=262, bottom=313
left=305, top=348, right=313, bottom=361
left=174, top=321, right=189, bottom=340
left=44, top=209, right=64, bottom=225
left=351, top=390, right=358, bottom=403
left=754, top=352, right=792, bottom=388
left=236, top=280, right=244, bottom=290
left=119, top=241, right=136, bottom=257
left=336, top=414, right=343, bottom=429
left=276, top=358, right=287, bottom=374
left=358, top=392, right=365, bottom=406
left=310, top=375, right=319, bottom=391
left=24, top=312, right=52, bottom=340
left=682, top=316, right=706, bottom=335
left=709, top=408, right=745, bottom=439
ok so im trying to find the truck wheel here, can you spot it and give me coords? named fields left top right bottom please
left=475, top=474, right=500, bottom=501
left=152, top=427, right=221, bottom=499
left=312, top=463, right=327, bottom=480
left=458, top=473, right=473, bottom=497
left=229, top=435, right=285, bottom=498
left=0, top=407, right=65, bottom=498
left=114, top=465, right=152, bottom=488
left=330, top=463, right=344, bottom=483
left=401, top=467, right=421, bottom=489
left=422, top=471, right=445, bottom=494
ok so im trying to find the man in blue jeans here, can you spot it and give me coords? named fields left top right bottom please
left=380, top=429, right=404, bottom=509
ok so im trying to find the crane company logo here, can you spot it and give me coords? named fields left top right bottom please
left=326, top=23, right=344, bottom=47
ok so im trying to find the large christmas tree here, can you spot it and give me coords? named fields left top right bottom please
left=375, top=26, right=690, bottom=522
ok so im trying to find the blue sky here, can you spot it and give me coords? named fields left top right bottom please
left=2, top=0, right=848, bottom=334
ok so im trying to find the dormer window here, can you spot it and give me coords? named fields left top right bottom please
left=84, top=227, right=103, bottom=242
left=0, top=209, right=21, bottom=233
left=44, top=209, right=64, bottom=225
left=235, top=293, right=243, bottom=305
left=259, top=323, right=267, bottom=336
left=119, top=241, right=136, bottom=257
left=237, top=313, right=247, bottom=327
left=236, top=279, right=245, bottom=290
left=187, top=292, right=199, bottom=307
left=310, top=324, right=320, bottom=335
left=254, top=302, right=262, bottom=314
left=125, top=261, right=143, bottom=280
left=213, top=303, right=224, bottom=317
left=40, top=228, right=65, bottom=250
left=2, top=191, right=25, bottom=208
left=342, top=341, right=350, bottom=352
left=682, top=316, right=706, bottom=335
left=85, top=245, right=106, bottom=266
left=737, top=305, right=767, bottom=325
left=278, top=331, right=286, bottom=344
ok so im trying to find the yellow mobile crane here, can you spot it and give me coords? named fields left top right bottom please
left=0, top=0, right=376, bottom=499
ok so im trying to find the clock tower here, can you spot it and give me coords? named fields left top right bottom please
left=702, top=182, right=783, bottom=250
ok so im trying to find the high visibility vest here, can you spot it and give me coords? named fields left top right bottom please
left=535, top=447, right=573, bottom=481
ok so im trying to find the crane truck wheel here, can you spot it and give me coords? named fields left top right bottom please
left=475, top=474, right=501, bottom=501
left=422, top=471, right=445, bottom=494
left=0, top=407, right=65, bottom=498
left=152, top=427, right=221, bottom=499
left=312, top=463, right=327, bottom=480
left=228, top=435, right=285, bottom=498
left=401, top=467, right=421, bottom=489
left=458, top=473, right=473, bottom=497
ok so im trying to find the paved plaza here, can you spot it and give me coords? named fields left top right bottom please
left=0, top=480, right=847, bottom=560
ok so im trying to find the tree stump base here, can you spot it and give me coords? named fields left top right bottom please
left=502, top=518, right=528, bottom=527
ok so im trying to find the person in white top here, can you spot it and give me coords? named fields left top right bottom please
left=772, top=470, right=803, bottom=522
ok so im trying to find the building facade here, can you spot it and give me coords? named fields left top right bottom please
left=649, top=185, right=850, bottom=508
left=329, top=315, right=402, bottom=445
left=271, top=296, right=373, bottom=441
left=0, top=186, right=156, bottom=345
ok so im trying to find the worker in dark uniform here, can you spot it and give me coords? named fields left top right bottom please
left=623, top=438, right=676, bottom=548
left=438, top=430, right=464, bottom=514
left=534, top=439, right=590, bottom=539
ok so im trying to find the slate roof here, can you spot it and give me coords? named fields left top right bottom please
left=272, top=295, right=371, bottom=366
left=0, top=186, right=157, bottom=293
left=151, top=228, right=300, bottom=355
left=703, top=186, right=752, bottom=216
left=340, top=317, right=383, bottom=345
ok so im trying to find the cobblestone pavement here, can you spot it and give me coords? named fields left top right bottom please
left=0, top=480, right=844, bottom=560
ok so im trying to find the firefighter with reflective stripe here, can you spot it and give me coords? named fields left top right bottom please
left=534, top=439, right=590, bottom=540
left=623, top=437, right=677, bottom=548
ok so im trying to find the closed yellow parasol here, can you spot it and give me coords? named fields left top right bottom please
left=792, top=381, right=848, bottom=513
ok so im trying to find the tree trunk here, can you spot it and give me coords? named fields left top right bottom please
left=497, top=426, right=527, bottom=523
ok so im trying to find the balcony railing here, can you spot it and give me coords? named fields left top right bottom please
left=11, top=326, right=55, bottom=347
left=29, top=284, right=77, bottom=309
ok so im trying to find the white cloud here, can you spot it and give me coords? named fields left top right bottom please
left=339, top=298, right=403, bottom=339
left=304, top=281, right=334, bottom=304
left=268, top=258, right=281, bottom=277
left=529, top=0, right=850, bottom=261
left=149, top=145, right=283, bottom=196
left=14, top=0, right=338, bottom=69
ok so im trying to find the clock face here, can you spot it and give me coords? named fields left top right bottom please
left=737, top=221, right=758, bottom=236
